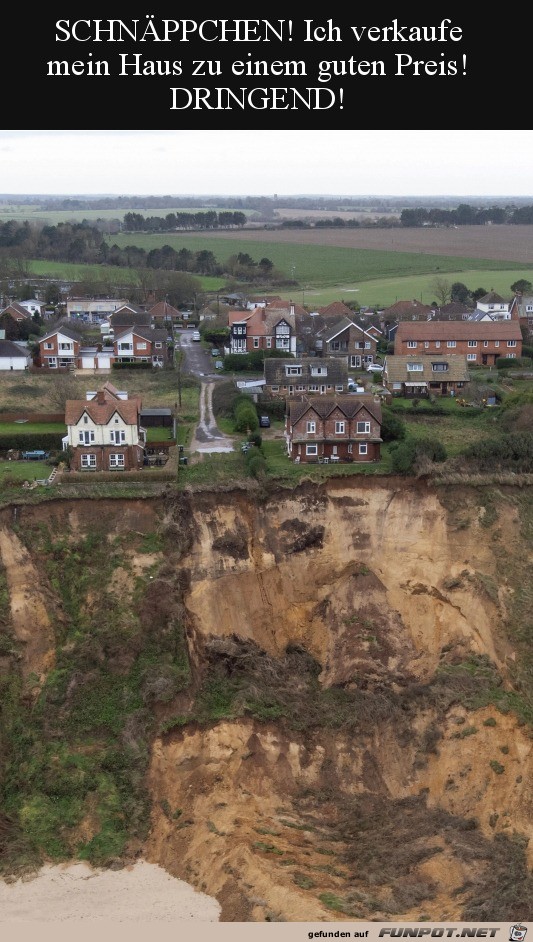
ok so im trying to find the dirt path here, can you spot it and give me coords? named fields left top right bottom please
left=188, top=381, right=235, bottom=457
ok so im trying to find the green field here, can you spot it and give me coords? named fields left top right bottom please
left=0, top=205, right=259, bottom=225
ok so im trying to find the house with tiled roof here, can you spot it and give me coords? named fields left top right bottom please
left=287, top=396, right=382, bottom=463
left=476, top=291, right=511, bottom=319
left=383, top=355, right=470, bottom=398
left=114, top=327, right=169, bottom=366
left=39, top=326, right=82, bottom=369
left=63, top=382, right=145, bottom=472
left=108, top=308, right=151, bottom=331
left=319, top=317, right=380, bottom=369
left=394, top=320, right=522, bottom=365
left=228, top=304, right=297, bottom=355
left=263, top=357, right=349, bottom=397
left=381, top=299, right=435, bottom=322
left=509, top=294, right=533, bottom=337
left=148, top=300, right=181, bottom=327
left=0, top=301, right=33, bottom=340
left=0, top=339, right=32, bottom=370
left=317, top=301, right=354, bottom=320
left=434, top=301, right=473, bottom=321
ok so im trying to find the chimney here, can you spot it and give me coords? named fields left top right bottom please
left=97, top=390, right=106, bottom=405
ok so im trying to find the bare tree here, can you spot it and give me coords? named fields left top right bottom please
left=48, top=374, right=83, bottom=412
left=430, top=277, right=452, bottom=307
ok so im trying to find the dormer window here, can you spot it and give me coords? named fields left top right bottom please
left=432, top=362, right=449, bottom=372
left=407, top=362, right=423, bottom=371
left=285, top=366, right=302, bottom=376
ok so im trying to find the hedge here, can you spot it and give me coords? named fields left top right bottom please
left=0, top=433, right=64, bottom=452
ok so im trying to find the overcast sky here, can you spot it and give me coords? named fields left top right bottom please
left=1, top=130, right=532, bottom=198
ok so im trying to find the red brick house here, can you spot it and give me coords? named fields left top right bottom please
left=39, top=327, right=81, bottom=369
left=114, top=327, right=169, bottom=365
left=0, top=301, right=32, bottom=340
left=148, top=299, right=181, bottom=327
left=63, top=382, right=145, bottom=472
left=394, top=321, right=522, bottom=365
left=286, top=396, right=382, bottom=463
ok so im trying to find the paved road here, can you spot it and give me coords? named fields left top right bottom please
left=177, top=329, right=235, bottom=455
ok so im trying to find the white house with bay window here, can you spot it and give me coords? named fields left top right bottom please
left=63, top=382, right=146, bottom=472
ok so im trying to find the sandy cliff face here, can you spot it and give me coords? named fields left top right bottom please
left=0, top=483, right=531, bottom=922
left=145, top=479, right=532, bottom=921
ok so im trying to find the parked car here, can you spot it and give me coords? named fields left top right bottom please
left=366, top=362, right=384, bottom=373
left=211, top=348, right=220, bottom=356
left=192, top=331, right=201, bottom=341
left=259, top=416, right=271, bottom=428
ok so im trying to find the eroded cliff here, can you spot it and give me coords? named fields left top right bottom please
left=0, top=480, right=531, bottom=922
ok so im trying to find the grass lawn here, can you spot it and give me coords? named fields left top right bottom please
left=0, top=422, right=66, bottom=435
left=0, top=460, right=53, bottom=488
left=145, top=426, right=175, bottom=443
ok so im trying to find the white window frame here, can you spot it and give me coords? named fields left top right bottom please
left=467, top=353, right=477, bottom=361
left=359, top=443, right=368, bottom=455
left=266, top=337, right=272, bottom=348
left=306, top=444, right=318, bottom=456
left=495, top=341, right=500, bottom=347
left=483, top=340, right=489, bottom=347
left=507, top=340, right=517, bottom=347
left=306, top=421, right=316, bottom=433
left=137, top=342, right=148, bottom=350
left=447, top=341, right=456, bottom=348
left=253, top=337, right=259, bottom=348
left=467, top=340, right=477, bottom=347
left=435, top=340, right=441, bottom=348
left=110, top=429, right=126, bottom=444
left=78, top=430, right=95, bottom=444
left=407, top=341, right=417, bottom=348
left=81, top=454, right=96, bottom=469
left=335, top=421, right=345, bottom=434
left=44, top=342, right=53, bottom=350
left=407, top=362, right=423, bottom=371
left=109, top=454, right=125, bottom=468
left=357, top=421, right=370, bottom=434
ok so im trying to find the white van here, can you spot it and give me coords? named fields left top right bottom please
left=192, top=331, right=201, bottom=342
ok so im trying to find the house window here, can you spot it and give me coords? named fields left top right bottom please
left=335, top=385, right=344, bottom=392
left=407, top=362, right=423, bottom=371
left=359, top=443, right=368, bottom=455
left=110, top=430, right=126, bottom=443
left=330, top=340, right=340, bottom=351
left=309, top=384, right=319, bottom=392
left=306, top=444, right=318, bottom=456
left=468, top=340, right=477, bottom=347
left=119, top=343, right=131, bottom=351
left=154, top=342, right=162, bottom=349
left=495, top=341, right=500, bottom=347
left=109, top=454, right=125, bottom=468
left=350, top=356, right=361, bottom=368
left=311, top=367, right=327, bottom=376
left=266, top=337, right=272, bottom=348
left=253, top=338, right=259, bottom=348
left=407, top=341, right=417, bottom=348
left=447, top=341, right=456, bottom=347
left=348, top=443, right=353, bottom=454
left=435, top=340, right=441, bottom=348
left=335, top=421, right=345, bottom=434
left=81, top=454, right=96, bottom=469
left=286, top=366, right=302, bottom=376
left=364, top=341, right=371, bottom=349
left=296, top=385, right=306, bottom=392
left=483, top=340, right=489, bottom=347
left=432, top=362, right=449, bottom=372
left=271, top=385, right=279, bottom=392
left=306, top=421, right=316, bottom=433
left=137, top=342, right=148, bottom=350
left=44, top=342, right=53, bottom=350
left=424, top=341, right=429, bottom=349
left=507, top=340, right=517, bottom=347
left=83, top=415, right=88, bottom=424
left=78, top=430, right=95, bottom=444
left=357, top=421, right=370, bottom=433
left=467, top=353, right=477, bottom=361
left=507, top=352, right=516, bottom=358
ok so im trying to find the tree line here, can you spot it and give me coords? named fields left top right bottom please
left=122, top=210, right=247, bottom=231
left=400, top=204, right=533, bottom=227
left=0, top=220, right=276, bottom=280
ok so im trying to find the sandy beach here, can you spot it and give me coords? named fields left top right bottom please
left=0, top=860, right=221, bottom=923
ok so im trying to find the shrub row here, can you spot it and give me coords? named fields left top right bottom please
left=0, top=433, right=64, bottom=452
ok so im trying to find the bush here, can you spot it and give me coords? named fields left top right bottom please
left=234, top=400, right=259, bottom=433
left=390, top=436, right=447, bottom=474
left=247, top=452, right=267, bottom=479
left=380, top=408, right=406, bottom=442
left=463, top=431, right=533, bottom=472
